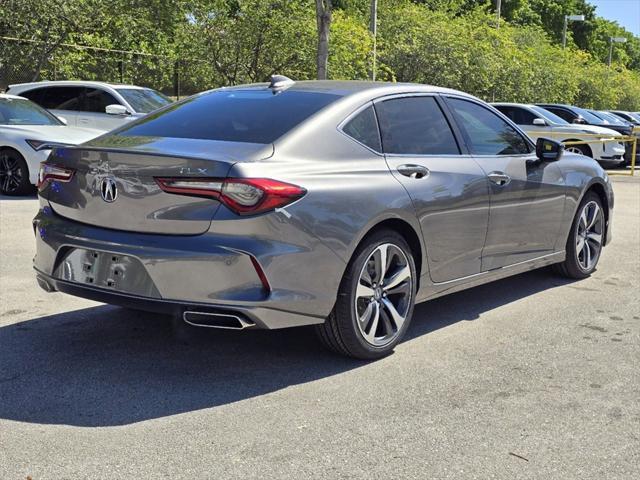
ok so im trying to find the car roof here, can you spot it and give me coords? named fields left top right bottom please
left=0, top=93, right=27, bottom=100
left=213, top=80, right=476, bottom=100
left=492, top=102, right=537, bottom=108
left=8, top=80, right=147, bottom=91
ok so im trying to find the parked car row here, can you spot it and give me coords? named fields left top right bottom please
left=1, top=79, right=638, bottom=196
left=1, top=81, right=172, bottom=195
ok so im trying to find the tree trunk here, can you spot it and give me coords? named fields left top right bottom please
left=315, top=0, right=332, bottom=80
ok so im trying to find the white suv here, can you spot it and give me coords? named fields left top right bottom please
left=6, top=81, right=172, bottom=132
left=493, top=103, right=626, bottom=167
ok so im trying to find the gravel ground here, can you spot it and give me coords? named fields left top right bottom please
left=0, top=176, right=638, bottom=480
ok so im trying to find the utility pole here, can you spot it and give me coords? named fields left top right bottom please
left=496, top=0, right=501, bottom=29
left=608, top=36, right=628, bottom=67
left=370, top=0, right=377, bottom=81
left=562, top=14, right=585, bottom=49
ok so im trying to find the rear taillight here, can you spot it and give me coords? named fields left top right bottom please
left=155, top=177, right=306, bottom=215
left=37, top=163, right=75, bottom=191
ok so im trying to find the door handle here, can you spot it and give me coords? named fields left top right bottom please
left=397, top=164, right=430, bottom=179
left=487, top=171, right=511, bottom=186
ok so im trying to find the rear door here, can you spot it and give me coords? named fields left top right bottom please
left=374, top=94, right=490, bottom=283
left=444, top=96, right=566, bottom=270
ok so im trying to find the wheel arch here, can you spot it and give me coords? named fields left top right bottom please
left=562, top=139, right=593, bottom=157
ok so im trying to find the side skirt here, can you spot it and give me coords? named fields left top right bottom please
left=416, top=251, right=565, bottom=303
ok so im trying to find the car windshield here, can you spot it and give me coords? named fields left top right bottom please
left=596, top=111, right=628, bottom=125
left=115, top=89, right=341, bottom=144
left=626, top=112, right=640, bottom=123
left=116, top=88, right=172, bottom=113
left=530, top=106, right=569, bottom=125
left=572, top=106, right=606, bottom=124
left=0, top=97, right=62, bottom=126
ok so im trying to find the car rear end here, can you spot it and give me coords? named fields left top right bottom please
left=32, top=86, right=349, bottom=329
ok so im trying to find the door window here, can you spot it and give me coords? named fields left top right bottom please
left=494, top=106, right=537, bottom=125
left=544, top=107, right=575, bottom=123
left=448, top=98, right=531, bottom=155
left=342, top=105, right=381, bottom=152
left=83, top=88, right=119, bottom=113
left=375, top=96, right=459, bottom=155
left=39, top=87, right=85, bottom=111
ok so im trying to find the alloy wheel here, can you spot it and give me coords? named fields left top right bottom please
left=354, top=243, right=413, bottom=347
left=0, top=153, right=24, bottom=194
left=575, top=200, right=604, bottom=271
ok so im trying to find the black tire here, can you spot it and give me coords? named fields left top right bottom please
left=0, top=149, right=32, bottom=196
left=315, top=229, right=417, bottom=360
left=553, top=191, right=604, bottom=279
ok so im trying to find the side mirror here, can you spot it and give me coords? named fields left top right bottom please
left=572, top=117, right=587, bottom=125
left=105, top=104, right=130, bottom=115
left=536, top=137, right=564, bottom=162
left=532, top=118, right=547, bottom=126
left=56, top=116, right=68, bottom=125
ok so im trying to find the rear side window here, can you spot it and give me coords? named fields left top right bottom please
left=116, top=89, right=340, bottom=144
left=447, top=98, right=531, bottom=155
left=18, top=88, right=46, bottom=105
left=342, top=105, right=381, bottom=152
left=84, top=88, right=118, bottom=113
left=40, top=87, right=85, bottom=111
left=375, top=96, right=459, bottom=155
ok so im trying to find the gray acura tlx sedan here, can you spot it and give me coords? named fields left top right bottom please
left=33, top=78, right=613, bottom=359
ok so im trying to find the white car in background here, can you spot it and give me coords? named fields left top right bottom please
left=0, top=94, right=101, bottom=195
left=6, top=81, right=172, bottom=132
left=493, top=103, right=626, bottom=167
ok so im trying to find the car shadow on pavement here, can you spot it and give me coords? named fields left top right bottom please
left=0, top=268, right=573, bottom=427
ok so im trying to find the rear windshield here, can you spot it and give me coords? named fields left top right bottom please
left=115, top=89, right=340, bottom=144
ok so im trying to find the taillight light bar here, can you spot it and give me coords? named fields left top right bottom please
left=155, top=177, right=306, bottom=215
left=37, top=163, right=75, bottom=191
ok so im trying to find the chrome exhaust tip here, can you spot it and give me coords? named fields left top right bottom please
left=182, top=311, right=255, bottom=330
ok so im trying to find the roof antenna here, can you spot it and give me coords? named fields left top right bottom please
left=268, top=75, right=294, bottom=93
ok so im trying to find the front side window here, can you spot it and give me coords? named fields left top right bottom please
left=375, top=96, right=459, bottom=155
left=495, top=106, right=537, bottom=126
left=0, top=98, right=62, bottom=126
left=83, top=88, right=119, bottom=113
left=448, top=98, right=531, bottom=155
left=342, top=105, right=381, bottom=152
left=115, top=89, right=340, bottom=144
left=544, top=107, right=575, bottom=123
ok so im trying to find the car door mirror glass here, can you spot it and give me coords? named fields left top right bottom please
left=536, top=137, right=563, bottom=162
left=532, top=118, right=546, bottom=126
left=105, top=104, right=130, bottom=115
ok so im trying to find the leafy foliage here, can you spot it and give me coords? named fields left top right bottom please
left=0, top=0, right=639, bottom=109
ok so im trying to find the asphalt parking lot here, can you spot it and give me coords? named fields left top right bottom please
left=0, top=177, right=638, bottom=480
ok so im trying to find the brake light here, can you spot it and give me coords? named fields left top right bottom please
left=37, top=163, right=75, bottom=190
left=155, top=177, right=306, bottom=215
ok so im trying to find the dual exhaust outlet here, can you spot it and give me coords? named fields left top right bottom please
left=182, top=311, right=255, bottom=330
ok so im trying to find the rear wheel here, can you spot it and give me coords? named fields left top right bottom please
left=553, top=192, right=604, bottom=279
left=316, top=230, right=417, bottom=360
left=0, top=149, right=32, bottom=196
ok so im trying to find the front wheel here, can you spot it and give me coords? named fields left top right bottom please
left=553, top=192, right=605, bottom=279
left=316, top=230, right=417, bottom=360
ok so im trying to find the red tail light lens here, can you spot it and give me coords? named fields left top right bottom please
left=155, top=178, right=306, bottom=215
left=37, top=163, right=75, bottom=190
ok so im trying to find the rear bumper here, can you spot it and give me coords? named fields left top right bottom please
left=32, top=207, right=343, bottom=329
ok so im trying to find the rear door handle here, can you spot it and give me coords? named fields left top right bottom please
left=487, top=171, right=511, bottom=186
left=397, top=164, right=430, bottom=179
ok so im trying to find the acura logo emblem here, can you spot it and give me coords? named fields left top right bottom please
left=100, top=177, right=118, bottom=203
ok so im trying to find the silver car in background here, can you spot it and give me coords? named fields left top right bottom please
left=33, top=79, right=613, bottom=359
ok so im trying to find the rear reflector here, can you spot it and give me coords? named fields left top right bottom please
left=155, top=177, right=306, bottom=215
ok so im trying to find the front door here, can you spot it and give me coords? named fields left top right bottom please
left=444, top=97, right=566, bottom=270
left=374, top=94, right=490, bottom=283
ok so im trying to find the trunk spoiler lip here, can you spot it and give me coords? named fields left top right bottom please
left=51, top=140, right=275, bottom=164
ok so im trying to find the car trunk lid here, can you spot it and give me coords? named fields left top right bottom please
left=42, top=136, right=273, bottom=235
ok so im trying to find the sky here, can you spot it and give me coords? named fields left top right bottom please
left=590, top=0, right=640, bottom=36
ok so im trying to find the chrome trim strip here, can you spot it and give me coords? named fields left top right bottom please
left=182, top=311, right=255, bottom=330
